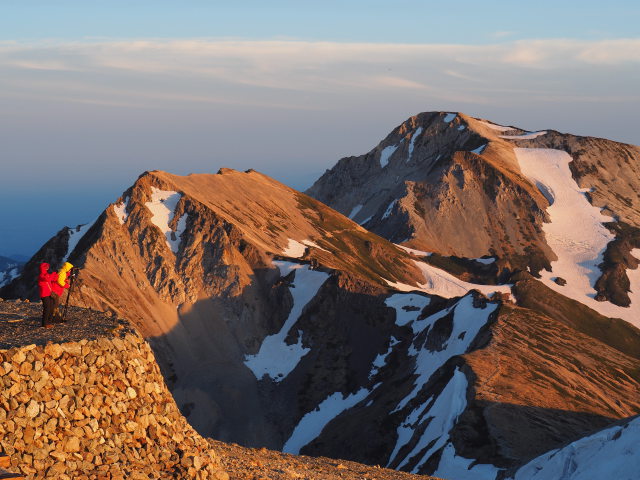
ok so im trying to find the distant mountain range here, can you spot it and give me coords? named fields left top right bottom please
left=0, top=255, right=24, bottom=289
left=3, top=111, right=639, bottom=479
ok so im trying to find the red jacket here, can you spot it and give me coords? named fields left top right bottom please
left=51, top=272, right=70, bottom=296
left=38, top=263, right=55, bottom=298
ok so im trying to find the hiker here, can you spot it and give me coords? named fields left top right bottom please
left=51, top=262, right=73, bottom=323
left=37, top=263, right=56, bottom=328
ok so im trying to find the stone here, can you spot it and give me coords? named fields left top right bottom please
left=61, top=343, right=82, bottom=357
left=19, top=362, right=33, bottom=376
left=50, top=450, right=67, bottom=462
left=23, top=425, right=35, bottom=444
left=25, top=399, right=40, bottom=418
left=63, top=436, right=81, bottom=453
left=44, top=343, right=64, bottom=360
left=12, top=350, right=26, bottom=363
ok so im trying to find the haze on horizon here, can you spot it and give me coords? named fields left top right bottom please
left=1, top=0, right=639, bottom=257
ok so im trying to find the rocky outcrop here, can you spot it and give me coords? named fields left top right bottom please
left=306, top=112, right=554, bottom=273
left=0, top=307, right=227, bottom=480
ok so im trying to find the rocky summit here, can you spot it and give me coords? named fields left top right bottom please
left=2, top=111, right=640, bottom=479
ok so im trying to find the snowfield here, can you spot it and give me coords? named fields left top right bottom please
left=385, top=259, right=511, bottom=299
left=283, top=388, right=370, bottom=455
left=382, top=200, right=397, bottom=220
left=389, top=294, right=499, bottom=410
left=113, top=196, right=130, bottom=225
left=390, top=367, right=499, bottom=479
left=301, top=239, right=329, bottom=253
left=145, top=187, right=184, bottom=253
left=0, top=267, right=19, bottom=288
left=514, top=148, right=640, bottom=327
left=443, top=113, right=457, bottom=123
left=282, top=239, right=307, bottom=258
left=244, top=261, right=329, bottom=382
left=65, top=219, right=97, bottom=261
left=500, top=131, right=547, bottom=140
left=348, top=204, right=363, bottom=219
left=512, top=415, right=640, bottom=480
left=479, top=120, right=512, bottom=132
left=397, top=245, right=433, bottom=257
left=380, top=144, right=399, bottom=168
left=385, top=294, right=502, bottom=478
left=408, top=127, right=423, bottom=162
left=471, top=144, right=487, bottom=154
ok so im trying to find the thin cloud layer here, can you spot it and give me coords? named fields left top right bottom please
left=1, top=38, right=639, bottom=111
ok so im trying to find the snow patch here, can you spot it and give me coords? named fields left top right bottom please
left=387, top=314, right=501, bottom=477
left=479, top=120, right=512, bottom=132
left=282, top=239, right=307, bottom=258
left=413, top=259, right=511, bottom=297
left=395, top=294, right=498, bottom=411
left=170, top=214, right=188, bottom=253
left=245, top=261, right=329, bottom=382
left=0, top=267, right=19, bottom=288
left=443, top=113, right=457, bottom=123
left=283, top=388, right=369, bottom=454
left=512, top=416, right=640, bottom=480
left=514, top=148, right=640, bottom=326
left=397, top=245, right=433, bottom=257
left=359, top=215, right=373, bottom=226
left=382, top=200, right=397, bottom=220
left=474, top=257, right=495, bottom=264
left=113, top=197, right=129, bottom=225
left=457, top=125, right=466, bottom=131
left=394, top=368, right=467, bottom=470
left=435, top=443, right=500, bottom=480
left=145, top=187, right=183, bottom=253
left=65, top=219, right=97, bottom=261
left=301, top=240, right=329, bottom=253
left=380, top=145, right=398, bottom=168
left=500, top=131, right=547, bottom=140
left=348, top=204, right=363, bottom=219
left=386, top=293, right=431, bottom=327
left=369, top=336, right=400, bottom=379
left=471, top=144, right=487, bottom=155
left=408, top=127, right=423, bottom=162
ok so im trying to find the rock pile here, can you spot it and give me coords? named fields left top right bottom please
left=0, top=323, right=228, bottom=479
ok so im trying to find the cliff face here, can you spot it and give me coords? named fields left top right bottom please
left=0, top=302, right=227, bottom=480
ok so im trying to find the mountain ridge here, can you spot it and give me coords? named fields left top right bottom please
left=2, top=110, right=640, bottom=479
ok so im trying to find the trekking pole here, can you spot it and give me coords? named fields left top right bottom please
left=62, top=268, right=79, bottom=322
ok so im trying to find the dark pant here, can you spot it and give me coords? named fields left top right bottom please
left=41, top=296, right=54, bottom=326
left=51, top=292, right=61, bottom=321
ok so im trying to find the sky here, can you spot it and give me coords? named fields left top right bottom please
left=1, top=1, right=639, bottom=257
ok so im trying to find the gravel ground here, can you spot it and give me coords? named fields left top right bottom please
left=0, top=299, right=134, bottom=349
left=210, top=439, right=442, bottom=480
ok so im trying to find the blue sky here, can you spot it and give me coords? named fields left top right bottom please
left=1, top=1, right=639, bottom=257
left=3, top=1, right=639, bottom=43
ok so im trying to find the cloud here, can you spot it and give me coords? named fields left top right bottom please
left=0, top=37, right=638, bottom=113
